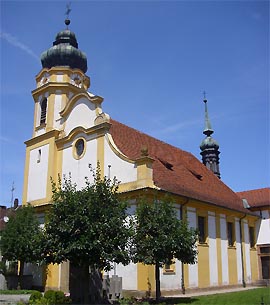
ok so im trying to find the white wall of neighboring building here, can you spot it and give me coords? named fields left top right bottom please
left=27, top=144, right=49, bottom=202
left=104, top=137, right=137, bottom=184
left=62, top=134, right=97, bottom=189
left=64, top=98, right=96, bottom=136
left=256, top=210, right=270, bottom=245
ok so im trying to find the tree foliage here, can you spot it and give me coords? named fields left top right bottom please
left=133, top=198, right=198, bottom=299
left=0, top=205, right=44, bottom=288
left=44, top=164, right=132, bottom=271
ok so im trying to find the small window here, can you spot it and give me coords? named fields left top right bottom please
left=260, top=247, right=270, bottom=254
left=164, top=263, right=174, bottom=273
left=227, top=222, right=234, bottom=247
left=73, top=138, right=86, bottom=159
left=37, top=149, right=41, bottom=163
left=76, top=139, right=84, bottom=156
left=163, top=261, right=175, bottom=274
left=40, top=98, right=47, bottom=124
left=249, top=226, right=255, bottom=248
left=198, top=216, right=206, bottom=243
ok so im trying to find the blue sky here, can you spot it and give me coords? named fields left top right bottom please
left=0, top=0, right=269, bottom=206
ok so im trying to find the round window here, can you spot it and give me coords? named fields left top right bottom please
left=75, top=139, right=85, bottom=158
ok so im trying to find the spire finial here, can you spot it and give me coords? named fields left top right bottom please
left=203, top=94, right=213, bottom=136
left=65, top=3, right=71, bottom=29
left=203, top=90, right=207, bottom=100
left=10, top=181, right=15, bottom=208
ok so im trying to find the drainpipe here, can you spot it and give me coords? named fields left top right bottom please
left=239, top=214, right=246, bottom=288
left=180, top=198, right=189, bottom=294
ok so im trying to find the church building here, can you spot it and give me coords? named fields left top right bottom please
left=22, top=17, right=269, bottom=295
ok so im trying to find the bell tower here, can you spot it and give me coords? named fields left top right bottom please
left=32, top=17, right=89, bottom=137
left=22, top=16, right=103, bottom=207
left=200, top=97, right=221, bottom=179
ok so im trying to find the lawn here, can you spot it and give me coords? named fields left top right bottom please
left=0, top=287, right=269, bottom=305
left=162, top=287, right=270, bottom=305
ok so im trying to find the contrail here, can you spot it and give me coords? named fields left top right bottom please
left=0, top=31, right=40, bottom=62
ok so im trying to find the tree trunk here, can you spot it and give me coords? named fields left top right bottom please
left=17, top=261, right=24, bottom=290
left=81, top=265, right=90, bottom=304
left=155, top=263, right=161, bottom=301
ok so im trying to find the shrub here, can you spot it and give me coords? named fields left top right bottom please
left=55, top=291, right=67, bottom=304
left=43, top=290, right=71, bottom=304
left=44, top=290, right=56, bottom=304
left=29, top=290, right=42, bottom=302
left=29, top=297, right=48, bottom=305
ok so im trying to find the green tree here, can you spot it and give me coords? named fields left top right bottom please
left=133, top=198, right=198, bottom=300
left=44, top=165, right=132, bottom=304
left=0, top=205, right=44, bottom=289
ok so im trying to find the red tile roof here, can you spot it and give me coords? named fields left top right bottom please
left=237, top=188, right=270, bottom=208
left=110, top=119, right=248, bottom=213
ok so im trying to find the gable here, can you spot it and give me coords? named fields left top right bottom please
left=64, top=97, right=97, bottom=136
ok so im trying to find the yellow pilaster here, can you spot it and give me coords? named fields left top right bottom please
left=228, top=247, right=238, bottom=284
left=137, top=263, right=155, bottom=293
left=33, top=101, right=38, bottom=136
left=250, top=249, right=259, bottom=282
left=47, top=93, right=55, bottom=131
left=198, top=244, right=210, bottom=288
left=46, top=263, right=60, bottom=290
left=97, top=135, right=104, bottom=177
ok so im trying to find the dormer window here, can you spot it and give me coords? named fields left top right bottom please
left=40, top=98, right=47, bottom=124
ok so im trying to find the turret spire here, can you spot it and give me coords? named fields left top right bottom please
left=65, top=3, right=71, bottom=29
left=203, top=98, right=214, bottom=136
left=200, top=96, right=221, bottom=179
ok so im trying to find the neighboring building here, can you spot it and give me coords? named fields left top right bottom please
left=22, top=18, right=266, bottom=294
left=237, top=188, right=270, bottom=283
left=0, top=199, right=20, bottom=289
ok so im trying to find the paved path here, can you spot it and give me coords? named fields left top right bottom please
left=167, top=285, right=263, bottom=297
left=0, top=294, right=30, bottom=305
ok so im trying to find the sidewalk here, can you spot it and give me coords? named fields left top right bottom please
left=168, top=285, right=263, bottom=297
left=0, top=294, right=30, bottom=305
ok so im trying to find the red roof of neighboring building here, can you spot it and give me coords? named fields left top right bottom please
left=237, top=188, right=270, bottom=208
left=110, top=119, right=248, bottom=213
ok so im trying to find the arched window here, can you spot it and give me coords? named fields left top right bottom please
left=40, top=98, right=47, bottom=124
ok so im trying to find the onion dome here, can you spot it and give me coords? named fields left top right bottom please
left=41, top=19, right=87, bottom=73
left=200, top=136, right=219, bottom=150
